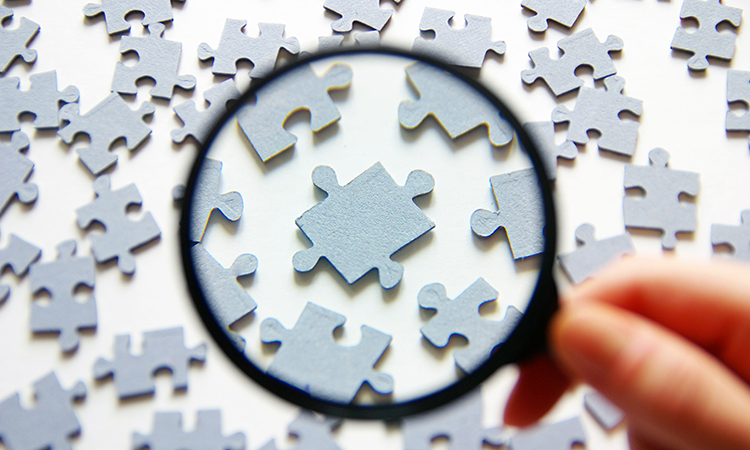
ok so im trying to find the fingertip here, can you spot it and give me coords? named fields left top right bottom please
left=503, top=355, right=572, bottom=427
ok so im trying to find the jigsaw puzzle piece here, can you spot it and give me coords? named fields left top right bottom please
left=0, top=230, right=40, bottom=304
left=258, top=411, right=342, bottom=450
left=412, top=8, right=505, bottom=69
left=711, top=209, right=750, bottom=261
left=522, top=121, right=576, bottom=181
left=558, top=223, right=635, bottom=285
left=83, top=0, right=176, bottom=35
left=726, top=69, right=750, bottom=144
left=584, top=391, right=625, bottom=431
left=188, top=158, right=243, bottom=242
left=29, top=240, right=97, bottom=353
left=671, top=0, right=742, bottom=71
left=261, top=302, right=393, bottom=403
left=323, top=0, right=400, bottom=32
left=133, top=410, right=246, bottom=450
left=471, top=168, right=545, bottom=259
left=507, top=417, right=586, bottom=450
left=293, top=163, right=434, bottom=289
left=0, top=70, right=79, bottom=133
left=521, top=0, right=586, bottom=33
left=0, top=132, right=37, bottom=216
left=0, top=5, right=39, bottom=74
left=172, top=79, right=241, bottom=146
left=237, top=62, right=352, bottom=162
left=318, top=31, right=381, bottom=51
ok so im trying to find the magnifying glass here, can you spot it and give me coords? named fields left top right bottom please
left=180, top=47, right=558, bottom=420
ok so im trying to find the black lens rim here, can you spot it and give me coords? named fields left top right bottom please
left=180, top=46, right=558, bottom=420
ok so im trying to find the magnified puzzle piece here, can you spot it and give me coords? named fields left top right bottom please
left=258, top=411, right=342, bottom=450
left=671, top=0, right=742, bottom=71
left=521, top=0, right=586, bottom=33
left=558, top=223, right=635, bottom=285
left=323, top=0, right=402, bottom=32
left=0, top=132, right=37, bottom=217
left=188, top=158, right=243, bottom=243
left=133, top=410, right=246, bottom=450
left=711, top=209, right=750, bottom=261
left=0, top=229, right=40, bottom=304
left=0, top=4, right=39, bottom=74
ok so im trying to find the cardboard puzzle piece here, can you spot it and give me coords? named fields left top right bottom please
left=172, top=79, right=241, bottom=145
left=236, top=62, right=352, bottom=162
left=711, top=209, right=750, bottom=261
left=293, top=162, right=434, bottom=289
left=418, top=278, right=523, bottom=373
left=552, top=76, right=643, bottom=156
left=558, top=223, right=635, bottom=285
left=471, top=168, right=546, bottom=259
left=671, top=0, right=742, bottom=71
left=402, top=389, right=505, bottom=450
left=0, top=230, right=40, bottom=304
left=187, top=158, right=243, bottom=243
left=29, top=240, right=97, bottom=353
left=584, top=391, right=625, bottom=431
left=522, top=121, right=577, bottom=181
left=198, top=19, right=300, bottom=78
left=191, top=243, right=257, bottom=351
left=0, top=5, right=39, bottom=74
left=58, top=92, right=154, bottom=175
left=260, top=302, right=393, bottom=403
left=412, top=7, right=505, bottom=69
left=76, top=175, right=161, bottom=274
left=521, top=28, right=623, bottom=97
left=507, top=417, right=586, bottom=450
left=94, top=327, right=207, bottom=399
left=726, top=69, right=750, bottom=145
left=83, top=0, right=179, bottom=35
left=323, top=0, right=402, bottom=32
left=318, top=31, right=380, bottom=51
left=399, top=62, right=513, bottom=147
left=258, top=411, right=342, bottom=450
left=623, top=148, right=700, bottom=250
left=521, top=0, right=586, bottom=33
left=133, top=410, right=246, bottom=450
left=0, top=372, right=86, bottom=450
left=0, top=132, right=37, bottom=216
left=112, top=22, right=196, bottom=99
left=0, top=70, right=79, bottom=133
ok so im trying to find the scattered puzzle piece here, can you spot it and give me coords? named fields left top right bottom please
left=726, top=69, right=750, bottom=145
left=261, top=302, right=393, bottom=403
left=58, top=92, right=155, bottom=175
left=83, top=0, right=178, bottom=35
left=76, top=175, right=161, bottom=274
left=172, top=79, right=241, bottom=145
left=0, top=132, right=37, bottom=216
left=0, top=5, right=39, bottom=74
left=558, top=223, right=635, bottom=285
left=29, top=240, right=97, bottom=353
left=623, top=148, right=700, bottom=250
left=399, top=62, right=513, bottom=146
left=236, top=62, right=352, bottom=162
left=521, top=0, right=586, bottom=33
left=522, top=121, right=576, bottom=181
left=412, top=7, right=505, bottom=68
left=258, top=411, right=342, bottom=450
left=94, top=327, right=207, bottom=399
left=671, top=0, right=742, bottom=71
left=418, top=278, right=523, bottom=373
left=0, top=230, right=40, bottom=304
left=191, top=243, right=256, bottom=351
left=711, top=209, right=750, bottom=261
left=293, top=162, right=434, bottom=289
left=584, top=391, right=625, bottom=431
left=198, top=19, right=300, bottom=79
left=471, top=168, right=545, bottom=259
left=318, top=31, right=380, bottom=51
left=521, top=28, right=623, bottom=97
left=133, top=410, right=246, bottom=450
left=112, top=22, right=196, bottom=99
left=0, top=372, right=86, bottom=450
left=323, top=0, right=401, bottom=32
left=187, top=158, right=243, bottom=243
left=507, top=417, right=586, bottom=450
left=0, top=70, right=79, bottom=133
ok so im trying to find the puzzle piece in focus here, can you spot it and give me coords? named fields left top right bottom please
left=471, top=169, right=545, bottom=259
left=58, top=93, right=154, bottom=175
left=522, top=121, right=577, bottom=181
left=237, top=62, right=352, bottom=162
left=726, top=69, right=750, bottom=145
left=29, top=240, right=96, bottom=353
left=191, top=243, right=257, bottom=351
left=552, top=75, right=643, bottom=156
left=399, top=62, right=513, bottom=147
left=0, top=70, right=79, bottom=133
left=76, top=175, right=161, bottom=274
left=172, top=79, right=241, bottom=145
left=198, top=19, right=300, bottom=79
left=323, top=0, right=401, bottom=32
left=318, top=31, right=380, bottom=51
left=94, top=327, right=207, bottom=399
left=0, top=372, right=86, bottom=450
left=418, top=278, right=523, bottom=373
left=0, top=5, right=39, bottom=74
left=521, top=28, right=623, bottom=97
left=293, top=162, right=434, bottom=289
left=671, top=0, right=742, bottom=71
left=507, top=417, right=586, bottom=450
left=187, top=158, right=243, bottom=243
left=558, top=224, right=635, bottom=285
left=0, top=132, right=37, bottom=216
left=711, top=209, right=750, bottom=261
left=0, top=230, right=40, bottom=304
left=261, top=302, right=393, bottom=403
left=584, top=391, right=625, bottom=431
left=133, top=410, right=246, bottom=450
left=412, top=8, right=505, bottom=69
left=258, top=411, right=342, bottom=450
left=623, top=148, right=699, bottom=250
left=521, top=0, right=586, bottom=33
left=83, top=0, right=177, bottom=35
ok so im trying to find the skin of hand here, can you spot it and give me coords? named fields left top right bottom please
left=503, top=257, right=750, bottom=450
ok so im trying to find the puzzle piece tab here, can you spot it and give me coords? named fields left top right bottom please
left=0, top=5, right=39, bottom=74
left=726, top=69, right=750, bottom=145
left=323, top=0, right=401, bottom=32
left=711, top=209, right=750, bottom=261
left=0, top=70, right=79, bottom=133
left=172, top=79, right=241, bottom=145
left=522, top=121, right=577, bottom=181
left=671, top=0, right=742, bottom=71
left=258, top=411, right=342, bottom=450
left=83, top=0, right=178, bottom=35
left=507, top=417, right=586, bottom=450
left=133, top=410, right=246, bottom=450
left=558, top=224, right=635, bottom=285
left=0, top=230, right=40, bottom=304
left=521, top=0, right=586, bottom=32
left=0, top=132, right=37, bottom=217
left=188, top=158, right=243, bottom=243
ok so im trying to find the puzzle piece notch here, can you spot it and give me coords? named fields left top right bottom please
left=471, top=168, right=546, bottom=259
left=0, top=372, right=86, bottom=450
left=198, top=19, right=300, bottom=79
left=521, top=0, right=586, bottom=32
left=29, top=240, right=97, bottom=353
left=172, top=79, right=241, bottom=145
left=0, top=132, right=37, bottom=216
left=293, top=162, right=434, bottom=289
left=558, top=223, right=635, bottom=285
left=58, top=92, right=155, bottom=175
left=83, top=0, right=176, bottom=35
left=726, top=69, right=750, bottom=144
left=399, top=62, right=514, bottom=147
left=191, top=243, right=257, bottom=351
left=0, top=5, right=39, bottom=74
left=323, top=0, right=401, bottom=32
left=237, top=62, right=352, bottom=162
left=258, top=411, right=343, bottom=450
left=521, top=28, right=623, bottom=97
left=133, top=410, right=246, bottom=450
left=522, top=121, right=577, bottom=181
left=412, top=7, right=506, bottom=69
left=584, top=391, right=625, bottom=431
left=188, top=158, right=243, bottom=243
left=671, top=0, right=743, bottom=71
left=0, top=70, right=80, bottom=133
left=623, top=148, right=700, bottom=250
left=317, top=31, right=380, bottom=51
left=507, top=417, right=586, bottom=450
left=260, top=302, right=393, bottom=403
left=711, top=209, right=750, bottom=261
left=76, top=175, right=161, bottom=274
left=418, top=278, right=523, bottom=373
left=0, top=230, right=40, bottom=304
left=93, top=327, right=207, bottom=399
left=112, top=22, right=196, bottom=99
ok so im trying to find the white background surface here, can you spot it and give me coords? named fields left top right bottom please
left=0, top=0, right=748, bottom=449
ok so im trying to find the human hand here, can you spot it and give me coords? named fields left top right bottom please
left=503, top=257, right=750, bottom=450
